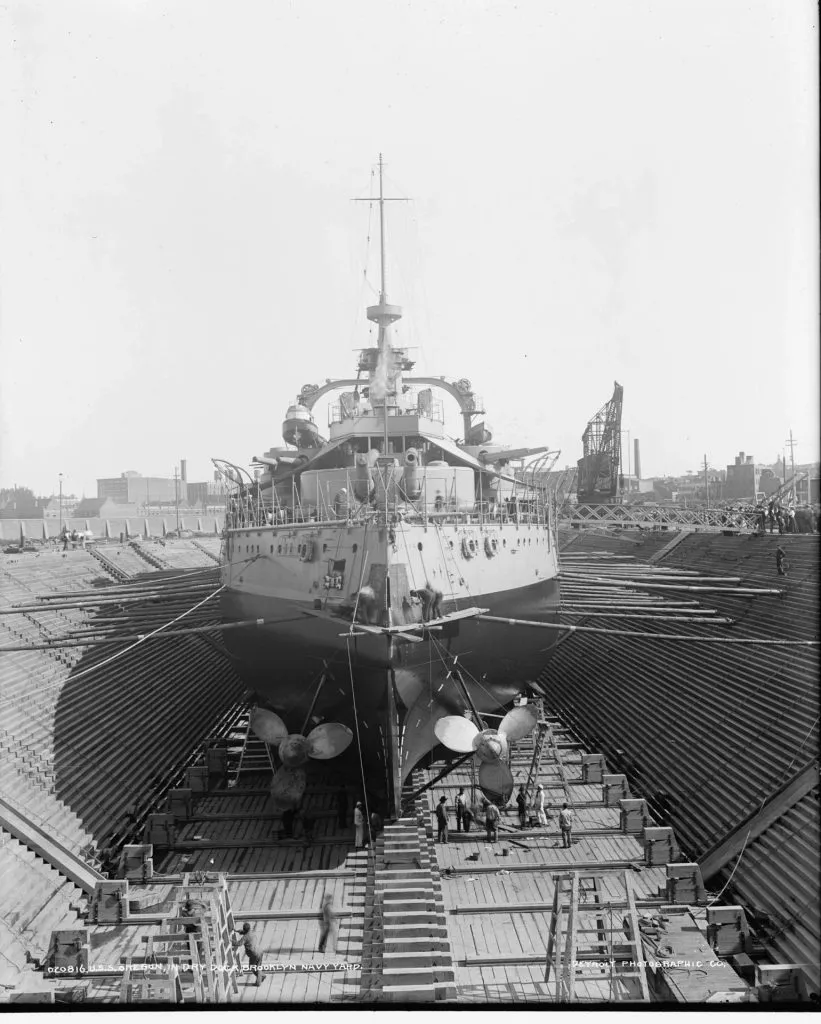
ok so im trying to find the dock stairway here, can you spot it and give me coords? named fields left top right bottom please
left=128, top=541, right=170, bottom=572
left=359, top=783, right=456, bottom=1002
left=87, top=546, right=131, bottom=583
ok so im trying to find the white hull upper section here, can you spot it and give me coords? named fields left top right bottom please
left=222, top=517, right=559, bottom=610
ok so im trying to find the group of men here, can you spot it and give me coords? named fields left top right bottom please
left=59, top=525, right=86, bottom=550
left=435, top=786, right=575, bottom=848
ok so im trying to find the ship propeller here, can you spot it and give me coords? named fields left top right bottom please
left=433, top=704, right=538, bottom=803
left=264, top=719, right=354, bottom=807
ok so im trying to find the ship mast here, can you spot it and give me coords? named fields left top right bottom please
left=354, top=154, right=407, bottom=455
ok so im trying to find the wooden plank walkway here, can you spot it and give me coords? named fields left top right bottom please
left=412, top=713, right=753, bottom=1004
left=21, top=716, right=754, bottom=1005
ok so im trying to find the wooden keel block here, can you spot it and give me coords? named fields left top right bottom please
left=619, top=798, right=649, bottom=833
left=602, top=774, right=629, bottom=806
left=581, top=753, right=606, bottom=784
left=643, top=826, right=675, bottom=865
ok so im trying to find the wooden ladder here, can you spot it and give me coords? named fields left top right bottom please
left=544, top=869, right=651, bottom=1003
left=229, top=706, right=276, bottom=786
left=522, top=699, right=550, bottom=802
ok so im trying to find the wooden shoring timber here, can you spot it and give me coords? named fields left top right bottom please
left=448, top=897, right=666, bottom=916
left=562, top=873, right=580, bottom=1001
left=440, top=859, right=640, bottom=876
left=624, top=871, right=652, bottom=1002
left=698, top=758, right=819, bottom=881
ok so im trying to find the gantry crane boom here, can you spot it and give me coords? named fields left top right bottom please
left=576, top=381, right=624, bottom=503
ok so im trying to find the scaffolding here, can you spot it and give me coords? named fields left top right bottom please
left=119, top=873, right=242, bottom=1003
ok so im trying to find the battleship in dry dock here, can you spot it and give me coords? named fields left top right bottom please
left=215, top=159, right=562, bottom=811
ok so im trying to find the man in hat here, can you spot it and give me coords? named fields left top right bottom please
left=435, top=795, right=449, bottom=843
left=483, top=799, right=500, bottom=844
left=535, top=784, right=548, bottom=826
left=558, top=802, right=574, bottom=848
left=354, top=801, right=365, bottom=847
left=515, top=785, right=528, bottom=829
left=455, top=787, right=468, bottom=832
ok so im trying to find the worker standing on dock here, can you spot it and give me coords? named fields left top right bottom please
left=233, top=923, right=263, bottom=987
left=455, top=787, right=468, bottom=831
left=354, top=801, right=365, bottom=847
left=435, top=795, right=449, bottom=843
left=535, top=784, right=548, bottom=827
left=317, top=894, right=338, bottom=954
left=483, top=800, right=500, bottom=843
left=559, top=803, right=574, bottom=848
left=516, top=786, right=528, bottom=829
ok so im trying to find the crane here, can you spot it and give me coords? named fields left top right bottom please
left=576, top=381, right=624, bottom=503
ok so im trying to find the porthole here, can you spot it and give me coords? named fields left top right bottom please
left=417, top=542, right=423, bottom=551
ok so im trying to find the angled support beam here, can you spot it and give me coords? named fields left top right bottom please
left=699, top=760, right=819, bottom=881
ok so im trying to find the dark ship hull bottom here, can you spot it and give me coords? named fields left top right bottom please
left=220, top=577, right=560, bottom=805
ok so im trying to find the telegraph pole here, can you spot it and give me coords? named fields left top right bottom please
left=784, top=430, right=798, bottom=498
left=703, top=454, right=709, bottom=509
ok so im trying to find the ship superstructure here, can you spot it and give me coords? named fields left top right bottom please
left=216, top=158, right=562, bottom=811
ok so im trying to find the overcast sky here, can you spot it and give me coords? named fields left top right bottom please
left=1, top=0, right=817, bottom=498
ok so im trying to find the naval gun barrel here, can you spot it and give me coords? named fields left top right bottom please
left=478, top=445, right=549, bottom=464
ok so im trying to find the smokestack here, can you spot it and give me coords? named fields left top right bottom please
left=633, top=438, right=641, bottom=481
left=180, top=459, right=187, bottom=483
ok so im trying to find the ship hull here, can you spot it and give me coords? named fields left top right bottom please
left=220, top=573, right=560, bottom=798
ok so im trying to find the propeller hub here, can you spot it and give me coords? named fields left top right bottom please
left=473, top=730, right=507, bottom=762
left=279, top=734, right=311, bottom=766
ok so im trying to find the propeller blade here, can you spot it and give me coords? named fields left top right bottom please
left=270, top=766, right=306, bottom=809
left=250, top=707, right=288, bottom=745
left=497, top=705, right=538, bottom=742
left=306, top=723, right=354, bottom=759
left=434, top=716, right=480, bottom=753
left=478, top=760, right=515, bottom=804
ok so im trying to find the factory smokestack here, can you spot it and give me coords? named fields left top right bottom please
left=180, top=459, right=187, bottom=483
left=633, top=439, right=641, bottom=481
